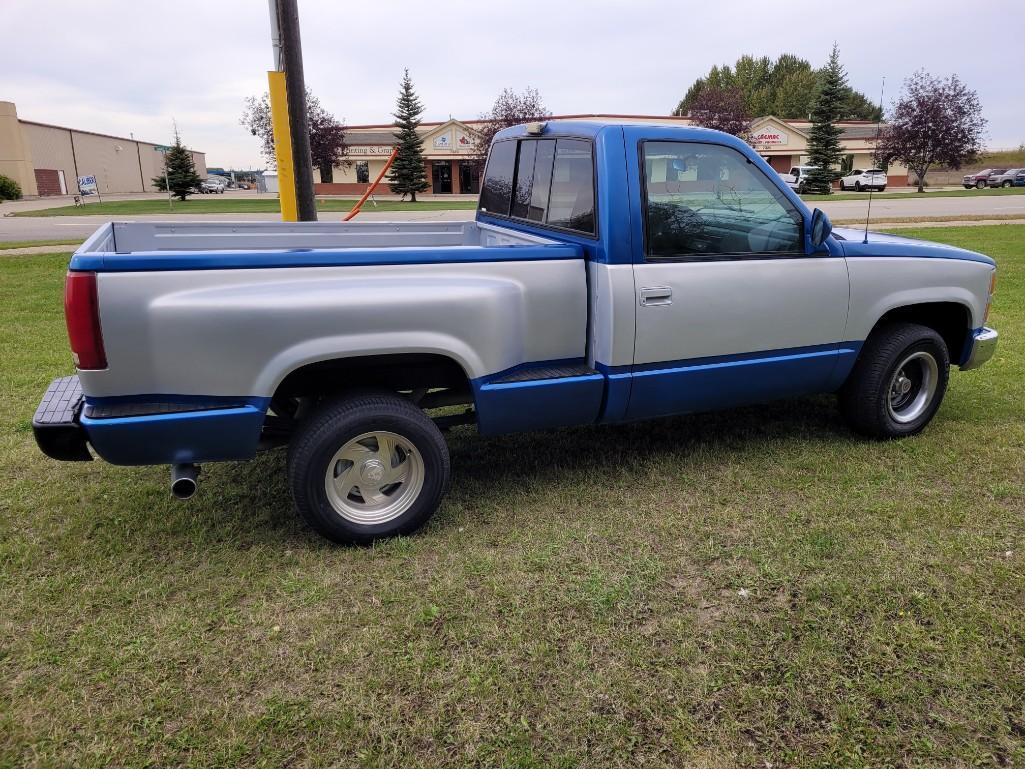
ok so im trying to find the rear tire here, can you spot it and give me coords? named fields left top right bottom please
left=288, top=392, right=450, bottom=544
left=839, top=322, right=949, bottom=439
left=1002, top=180, right=1012, bottom=188
left=878, top=186, right=886, bottom=192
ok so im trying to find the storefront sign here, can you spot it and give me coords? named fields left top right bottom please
left=751, top=130, right=788, bottom=145
left=433, top=134, right=452, bottom=149
left=456, top=132, right=475, bottom=149
left=348, top=145, right=394, bottom=155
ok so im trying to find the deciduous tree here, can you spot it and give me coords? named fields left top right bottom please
left=875, top=71, right=986, bottom=193
left=241, top=90, right=348, bottom=182
left=387, top=69, right=429, bottom=202
left=674, top=52, right=881, bottom=122
left=686, top=86, right=751, bottom=139
left=471, top=87, right=551, bottom=170
left=152, top=131, right=202, bottom=201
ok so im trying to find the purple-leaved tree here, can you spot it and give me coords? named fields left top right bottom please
left=471, top=88, right=551, bottom=170
left=686, top=86, right=751, bottom=140
left=875, top=71, right=986, bottom=193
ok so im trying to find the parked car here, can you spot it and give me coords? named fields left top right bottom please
left=199, top=179, right=224, bottom=194
left=34, top=121, right=999, bottom=544
left=986, top=168, right=1025, bottom=188
left=839, top=168, right=887, bottom=192
left=963, top=169, right=1007, bottom=189
left=781, top=165, right=818, bottom=193
left=1015, top=171, right=1025, bottom=187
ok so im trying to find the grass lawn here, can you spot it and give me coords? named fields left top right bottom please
left=11, top=198, right=478, bottom=217
left=0, top=238, right=84, bottom=251
left=1, top=226, right=1022, bottom=768
left=801, top=186, right=1025, bottom=202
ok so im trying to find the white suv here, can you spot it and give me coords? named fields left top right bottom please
left=840, top=169, right=887, bottom=192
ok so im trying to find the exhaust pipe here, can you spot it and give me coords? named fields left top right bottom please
left=170, top=463, right=200, bottom=500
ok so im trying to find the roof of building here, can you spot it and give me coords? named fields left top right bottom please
left=19, top=119, right=204, bottom=153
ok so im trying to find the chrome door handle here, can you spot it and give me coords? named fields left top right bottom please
left=639, top=286, right=672, bottom=306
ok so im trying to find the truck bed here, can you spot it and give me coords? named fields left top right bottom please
left=71, top=220, right=573, bottom=272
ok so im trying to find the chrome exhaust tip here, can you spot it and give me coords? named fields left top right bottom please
left=170, top=463, right=200, bottom=500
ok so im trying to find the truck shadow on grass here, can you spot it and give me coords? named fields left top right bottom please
left=188, top=393, right=857, bottom=545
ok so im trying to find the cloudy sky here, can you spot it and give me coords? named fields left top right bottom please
left=5, top=0, right=1021, bottom=168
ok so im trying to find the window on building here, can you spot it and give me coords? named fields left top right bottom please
left=643, top=141, right=803, bottom=260
left=478, top=137, right=595, bottom=235
left=355, top=161, right=370, bottom=184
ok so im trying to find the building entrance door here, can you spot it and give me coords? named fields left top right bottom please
left=432, top=161, right=452, bottom=194
left=458, top=161, right=479, bottom=194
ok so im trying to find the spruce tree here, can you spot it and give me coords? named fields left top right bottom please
left=387, top=69, right=429, bottom=202
left=153, top=131, right=202, bottom=201
left=804, top=44, right=847, bottom=195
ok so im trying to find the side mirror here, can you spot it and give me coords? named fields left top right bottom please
left=810, top=208, right=832, bottom=248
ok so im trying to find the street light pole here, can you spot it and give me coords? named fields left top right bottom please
left=273, top=0, right=317, bottom=221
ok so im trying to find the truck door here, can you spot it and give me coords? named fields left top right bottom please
left=626, top=139, right=850, bottom=421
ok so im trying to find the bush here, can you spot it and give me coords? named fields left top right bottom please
left=0, top=174, right=22, bottom=201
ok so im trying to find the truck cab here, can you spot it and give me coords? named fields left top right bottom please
left=34, top=121, right=999, bottom=544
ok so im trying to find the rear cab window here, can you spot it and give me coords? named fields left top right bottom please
left=478, top=136, right=596, bottom=236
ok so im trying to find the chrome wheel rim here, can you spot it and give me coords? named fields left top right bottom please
left=887, top=351, right=939, bottom=424
left=324, top=431, right=424, bottom=525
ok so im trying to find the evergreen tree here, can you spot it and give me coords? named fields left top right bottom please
left=804, top=45, right=847, bottom=195
left=152, top=131, right=202, bottom=200
left=387, top=69, right=429, bottom=201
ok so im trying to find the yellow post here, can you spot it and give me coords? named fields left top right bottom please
left=267, top=70, right=298, bottom=222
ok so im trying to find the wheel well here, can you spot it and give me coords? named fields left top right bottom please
left=874, top=302, right=972, bottom=362
left=273, top=353, right=472, bottom=404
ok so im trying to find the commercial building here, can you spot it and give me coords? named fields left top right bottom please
left=0, top=100, right=206, bottom=197
left=323, top=113, right=906, bottom=196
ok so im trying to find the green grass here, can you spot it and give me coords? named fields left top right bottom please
left=1, top=227, right=1023, bottom=768
left=12, top=197, right=479, bottom=217
left=802, top=186, right=1025, bottom=202
left=0, top=238, right=83, bottom=251
left=980, top=148, right=1025, bottom=166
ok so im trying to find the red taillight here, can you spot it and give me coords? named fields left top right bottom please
left=64, top=271, right=107, bottom=370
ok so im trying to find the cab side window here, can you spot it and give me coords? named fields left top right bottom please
left=644, top=141, right=803, bottom=261
left=479, top=137, right=595, bottom=236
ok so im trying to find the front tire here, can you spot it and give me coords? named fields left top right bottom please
left=976, top=180, right=986, bottom=189
left=288, top=392, right=450, bottom=544
left=1002, top=180, right=1012, bottom=188
left=855, top=181, right=862, bottom=191
left=839, top=322, right=950, bottom=439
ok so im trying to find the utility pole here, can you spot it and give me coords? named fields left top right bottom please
left=268, top=0, right=317, bottom=221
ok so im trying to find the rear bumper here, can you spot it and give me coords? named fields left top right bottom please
left=961, top=327, right=999, bottom=370
left=33, top=376, right=92, bottom=461
left=33, top=375, right=269, bottom=465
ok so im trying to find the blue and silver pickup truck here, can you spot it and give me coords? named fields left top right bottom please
left=34, top=121, right=999, bottom=543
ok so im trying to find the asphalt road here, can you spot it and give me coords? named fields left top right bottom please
left=4, top=192, right=1025, bottom=242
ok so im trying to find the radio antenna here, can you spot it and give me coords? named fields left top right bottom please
left=863, top=76, right=886, bottom=244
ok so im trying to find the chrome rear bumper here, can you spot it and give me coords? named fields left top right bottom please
left=961, top=327, right=998, bottom=370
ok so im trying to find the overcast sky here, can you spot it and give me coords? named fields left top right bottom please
left=5, top=0, right=1021, bottom=169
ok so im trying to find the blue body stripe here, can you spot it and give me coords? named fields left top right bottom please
left=81, top=397, right=270, bottom=466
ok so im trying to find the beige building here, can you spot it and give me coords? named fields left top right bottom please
left=748, top=115, right=908, bottom=186
left=0, top=100, right=206, bottom=197
left=325, top=113, right=906, bottom=196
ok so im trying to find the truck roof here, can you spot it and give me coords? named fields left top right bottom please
left=493, top=119, right=749, bottom=146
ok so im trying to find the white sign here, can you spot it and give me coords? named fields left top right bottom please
left=751, top=130, right=788, bottom=146
left=77, top=175, right=98, bottom=194
left=456, top=132, right=475, bottom=150
left=433, top=134, right=452, bottom=149
left=347, top=145, right=394, bottom=155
